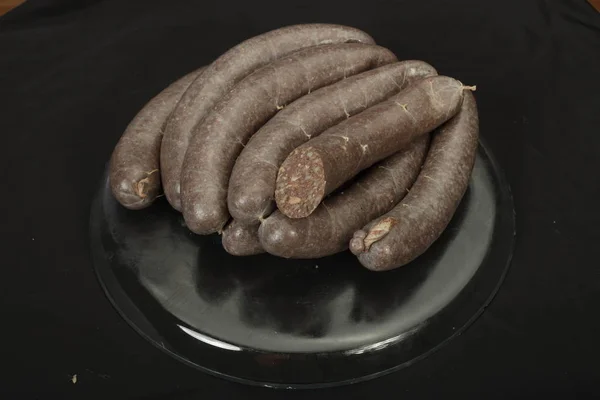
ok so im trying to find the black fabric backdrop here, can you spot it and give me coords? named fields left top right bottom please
left=1, top=0, right=600, bottom=398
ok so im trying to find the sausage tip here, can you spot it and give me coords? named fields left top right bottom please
left=258, top=215, right=304, bottom=258
left=134, top=169, right=160, bottom=199
left=111, top=188, right=151, bottom=210
left=222, top=220, right=264, bottom=256
left=183, top=200, right=228, bottom=235
left=228, top=189, right=275, bottom=224
left=164, top=181, right=183, bottom=211
left=349, top=231, right=367, bottom=254
left=110, top=170, right=161, bottom=210
left=362, top=217, right=397, bottom=250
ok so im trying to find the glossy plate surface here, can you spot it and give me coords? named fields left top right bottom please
left=90, top=140, right=515, bottom=388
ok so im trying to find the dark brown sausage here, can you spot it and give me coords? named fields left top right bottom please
left=275, top=76, right=471, bottom=219
left=228, top=60, right=437, bottom=224
left=109, top=67, right=204, bottom=210
left=259, top=136, right=430, bottom=258
left=349, top=91, right=479, bottom=271
left=222, top=220, right=264, bottom=256
left=160, top=24, right=375, bottom=211
left=181, top=43, right=397, bottom=234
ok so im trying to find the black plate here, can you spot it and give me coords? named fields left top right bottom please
left=90, top=140, right=515, bottom=388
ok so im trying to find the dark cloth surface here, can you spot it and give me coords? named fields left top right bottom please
left=1, top=0, right=600, bottom=398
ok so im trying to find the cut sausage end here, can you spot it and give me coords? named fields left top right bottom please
left=275, top=147, right=326, bottom=219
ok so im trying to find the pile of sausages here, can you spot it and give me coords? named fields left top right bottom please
left=109, top=24, right=479, bottom=272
